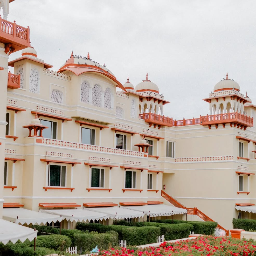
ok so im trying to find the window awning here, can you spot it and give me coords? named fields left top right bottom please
left=0, top=219, right=37, bottom=245
left=83, top=202, right=118, bottom=207
left=123, top=204, right=187, bottom=217
left=75, top=120, right=109, bottom=130
left=87, top=206, right=144, bottom=219
left=235, top=205, right=256, bottom=213
left=7, top=106, right=26, bottom=112
left=41, top=209, right=110, bottom=222
left=40, top=159, right=81, bottom=165
left=84, top=163, right=118, bottom=169
left=3, top=208, right=63, bottom=225
left=140, top=134, right=164, bottom=140
left=236, top=171, right=255, bottom=176
left=236, top=136, right=251, bottom=143
left=111, top=128, right=138, bottom=135
left=31, top=111, right=72, bottom=121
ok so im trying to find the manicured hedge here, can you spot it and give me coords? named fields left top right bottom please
left=36, top=234, right=71, bottom=251
left=233, top=218, right=256, bottom=231
left=0, top=241, right=55, bottom=256
left=156, top=220, right=217, bottom=235
left=60, top=229, right=83, bottom=246
left=122, top=226, right=160, bottom=246
left=31, top=225, right=60, bottom=235
left=76, top=222, right=112, bottom=233
left=74, top=230, right=118, bottom=253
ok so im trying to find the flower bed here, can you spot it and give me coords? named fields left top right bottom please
left=99, top=236, right=256, bottom=255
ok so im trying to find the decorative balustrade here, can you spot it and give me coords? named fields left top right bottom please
left=175, top=118, right=201, bottom=126
left=175, top=155, right=234, bottom=163
left=36, top=138, right=146, bottom=157
left=139, top=113, right=174, bottom=127
left=200, top=112, right=253, bottom=128
left=209, top=89, right=245, bottom=99
left=7, top=72, right=20, bottom=89
left=0, top=17, right=30, bottom=53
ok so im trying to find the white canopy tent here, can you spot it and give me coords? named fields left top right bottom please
left=3, top=208, right=63, bottom=225
left=123, top=204, right=187, bottom=217
left=42, top=208, right=110, bottom=222
left=235, top=205, right=256, bottom=213
left=87, top=206, right=145, bottom=219
left=0, top=219, right=37, bottom=244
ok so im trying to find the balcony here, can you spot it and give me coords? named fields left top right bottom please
left=0, top=17, right=30, bottom=53
left=7, top=72, right=20, bottom=89
left=139, top=113, right=174, bottom=128
left=200, top=112, right=253, bottom=129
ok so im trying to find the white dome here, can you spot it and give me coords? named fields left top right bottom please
left=22, top=47, right=37, bottom=57
left=214, top=74, right=240, bottom=91
left=123, top=78, right=134, bottom=89
left=135, top=74, right=159, bottom=93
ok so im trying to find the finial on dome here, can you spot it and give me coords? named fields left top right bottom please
left=146, top=73, right=149, bottom=81
left=87, top=52, right=90, bottom=59
left=127, top=78, right=130, bottom=83
left=246, top=91, right=248, bottom=97
left=226, top=73, right=229, bottom=80
left=70, top=51, right=74, bottom=58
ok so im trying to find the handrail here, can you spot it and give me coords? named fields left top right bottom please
left=161, top=190, right=229, bottom=236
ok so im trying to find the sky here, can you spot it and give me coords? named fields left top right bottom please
left=5, top=0, right=256, bottom=120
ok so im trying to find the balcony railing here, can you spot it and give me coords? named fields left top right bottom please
left=7, top=72, right=20, bottom=89
left=200, top=112, right=253, bottom=127
left=36, top=138, right=147, bottom=158
left=0, top=16, right=30, bottom=53
left=139, top=113, right=174, bottom=127
left=175, top=118, right=201, bottom=126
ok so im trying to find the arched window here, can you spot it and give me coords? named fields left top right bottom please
left=131, top=99, right=136, bottom=118
left=29, top=68, right=40, bottom=93
left=92, top=84, right=102, bottom=107
left=104, top=88, right=112, bottom=109
left=51, top=89, right=63, bottom=104
left=81, top=81, right=90, bottom=103
left=116, top=106, right=124, bottom=118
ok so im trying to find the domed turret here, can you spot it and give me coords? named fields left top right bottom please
left=22, top=47, right=37, bottom=57
left=214, top=73, right=240, bottom=92
left=123, top=78, right=134, bottom=90
left=135, top=74, right=159, bottom=93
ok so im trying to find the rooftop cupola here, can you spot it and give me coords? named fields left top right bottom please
left=123, top=78, right=134, bottom=90
left=135, top=73, right=159, bottom=93
left=214, top=73, right=240, bottom=92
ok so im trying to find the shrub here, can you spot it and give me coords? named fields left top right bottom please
left=74, top=230, right=118, bottom=253
left=122, top=226, right=160, bottom=246
left=60, top=229, right=83, bottom=246
left=36, top=234, right=71, bottom=251
left=233, top=218, right=256, bottom=231
left=187, top=221, right=217, bottom=235
left=76, top=222, right=112, bottom=233
left=31, top=225, right=60, bottom=235
left=0, top=242, right=55, bottom=256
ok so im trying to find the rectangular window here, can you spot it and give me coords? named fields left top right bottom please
left=147, top=173, right=153, bottom=189
left=4, top=162, right=7, bottom=186
left=41, top=120, right=57, bottom=139
left=166, top=141, right=175, bottom=158
left=146, top=139, right=153, bottom=156
left=239, top=142, right=244, bottom=158
left=125, top=171, right=136, bottom=188
left=48, top=165, right=66, bottom=187
left=116, top=134, right=126, bottom=149
left=239, top=176, right=243, bottom=191
left=91, top=168, right=104, bottom=187
left=6, top=113, right=9, bottom=135
left=81, top=127, right=95, bottom=145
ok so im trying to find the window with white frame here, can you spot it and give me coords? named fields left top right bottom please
left=41, top=120, right=57, bottom=139
left=116, top=134, right=126, bottom=149
left=239, top=176, right=244, bottom=191
left=125, top=171, right=136, bottom=188
left=81, top=127, right=95, bottom=145
left=146, top=139, right=153, bottom=156
left=166, top=141, right=175, bottom=158
left=147, top=173, right=153, bottom=189
left=91, top=168, right=104, bottom=187
left=239, top=142, right=244, bottom=158
left=6, top=113, right=10, bottom=135
left=48, top=165, right=66, bottom=187
left=4, top=162, right=7, bottom=186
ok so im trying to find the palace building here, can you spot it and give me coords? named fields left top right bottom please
left=0, top=0, right=256, bottom=242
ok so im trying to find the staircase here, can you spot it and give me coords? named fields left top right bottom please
left=161, top=190, right=229, bottom=236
